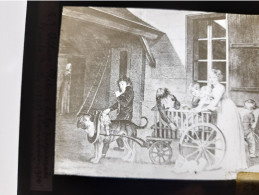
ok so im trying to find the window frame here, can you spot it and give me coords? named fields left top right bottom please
left=187, top=13, right=229, bottom=92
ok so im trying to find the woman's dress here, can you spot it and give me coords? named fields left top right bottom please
left=212, top=84, right=247, bottom=171
left=59, top=71, right=71, bottom=114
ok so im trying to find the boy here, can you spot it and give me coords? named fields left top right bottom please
left=240, top=99, right=257, bottom=158
left=107, top=76, right=134, bottom=121
left=102, top=76, right=134, bottom=156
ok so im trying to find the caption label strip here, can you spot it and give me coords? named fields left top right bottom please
left=30, top=2, right=59, bottom=191
left=236, top=172, right=259, bottom=195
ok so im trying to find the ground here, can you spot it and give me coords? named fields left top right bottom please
left=54, top=115, right=259, bottom=180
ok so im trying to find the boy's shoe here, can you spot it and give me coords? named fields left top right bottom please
left=113, top=147, right=124, bottom=152
left=249, top=154, right=257, bottom=158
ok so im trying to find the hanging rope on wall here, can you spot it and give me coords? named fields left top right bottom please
left=76, top=49, right=111, bottom=116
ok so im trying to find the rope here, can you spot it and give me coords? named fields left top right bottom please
left=77, top=81, right=97, bottom=116
left=76, top=49, right=111, bottom=116
left=87, top=49, right=110, bottom=113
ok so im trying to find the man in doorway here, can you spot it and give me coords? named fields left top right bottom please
left=102, top=75, right=134, bottom=157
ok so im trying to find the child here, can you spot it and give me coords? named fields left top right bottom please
left=240, top=99, right=257, bottom=158
left=104, top=76, right=134, bottom=121
left=189, top=82, right=213, bottom=110
left=189, top=82, right=200, bottom=108
left=155, top=88, right=181, bottom=130
left=102, top=76, right=134, bottom=154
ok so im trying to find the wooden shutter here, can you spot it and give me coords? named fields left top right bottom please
left=228, top=14, right=259, bottom=106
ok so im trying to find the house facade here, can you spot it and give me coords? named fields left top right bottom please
left=57, top=8, right=259, bottom=126
left=57, top=7, right=167, bottom=123
left=186, top=13, right=259, bottom=106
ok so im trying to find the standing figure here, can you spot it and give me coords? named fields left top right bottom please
left=102, top=76, right=134, bottom=157
left=240, top=99, right=257, bottom=158
left=59, top=63, right=72, bottom=114
left=198, top=69, right=247, bottom=171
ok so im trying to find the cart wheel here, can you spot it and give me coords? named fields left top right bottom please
left=179, top=123, right=226, bottom=170
left=149, top=141, right=173, bottom=165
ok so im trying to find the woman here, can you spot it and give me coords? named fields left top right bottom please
left=58, top=63, right=72, bottom=114
left=199, top=69, right=247, bottom=171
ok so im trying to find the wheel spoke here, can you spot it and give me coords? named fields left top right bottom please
left=161, top=156, right=166, bottom=162
left=205, top=149, right=216, bottom=159
left=203, top=130, right=215, bottom=144
left=185, top=134, right=199, bottom=145
left=201, top=126, right=205, bottom=142
left=151, top=154, right=159, bottom=159
left=155, top=144, right=162, bottom=152
left=195, top=150, right=202, bottom=161
left=162, top=147, right=170, bottom=152
left=193, top=129, right=202, bottom=144
left=159, top=143, right=163, bottom=151
left=203, top=150, right=212, bottom=166
left=153, top=146, right=158, bottom=152
left=155, top=145, right=160, bottom=152
left=150, top=142, right=172, bottom=164
left=205, top=138, right=222, bottom=146
left=185, top=149, right=199, bottom=160
left=181, top=144, right=199, bottom=149
left=206, top=146, right=224, bottom=151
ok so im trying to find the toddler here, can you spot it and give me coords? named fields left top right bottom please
left=189, top=82, right=213, bottom=110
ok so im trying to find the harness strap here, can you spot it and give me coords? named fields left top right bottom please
left=99, top=133, right=147, bottom=148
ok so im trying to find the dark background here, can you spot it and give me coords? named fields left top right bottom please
left=18, top=1, right=259, bottom=195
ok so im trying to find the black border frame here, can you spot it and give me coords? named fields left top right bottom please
left=18, top=1, right=259, bottom=195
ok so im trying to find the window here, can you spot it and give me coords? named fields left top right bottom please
left=193, top=16, right=228, bottom=89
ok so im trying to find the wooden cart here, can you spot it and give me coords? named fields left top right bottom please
left=146, top=108, right=226, bottom=170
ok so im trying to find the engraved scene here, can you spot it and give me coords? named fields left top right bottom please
left=55, top=7, right=259, bottom=180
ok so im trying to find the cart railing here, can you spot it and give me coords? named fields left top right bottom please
left=152, top=109, right=212, bottom=139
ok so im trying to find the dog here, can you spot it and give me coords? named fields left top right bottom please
left=77, top=112, right=148, bottom=163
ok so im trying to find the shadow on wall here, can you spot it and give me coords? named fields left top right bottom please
left=141, top=34, right=188, bottom=131
left=150, top=34, right=185, bottom=79
left=144, top=34, right=187, bottom=103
